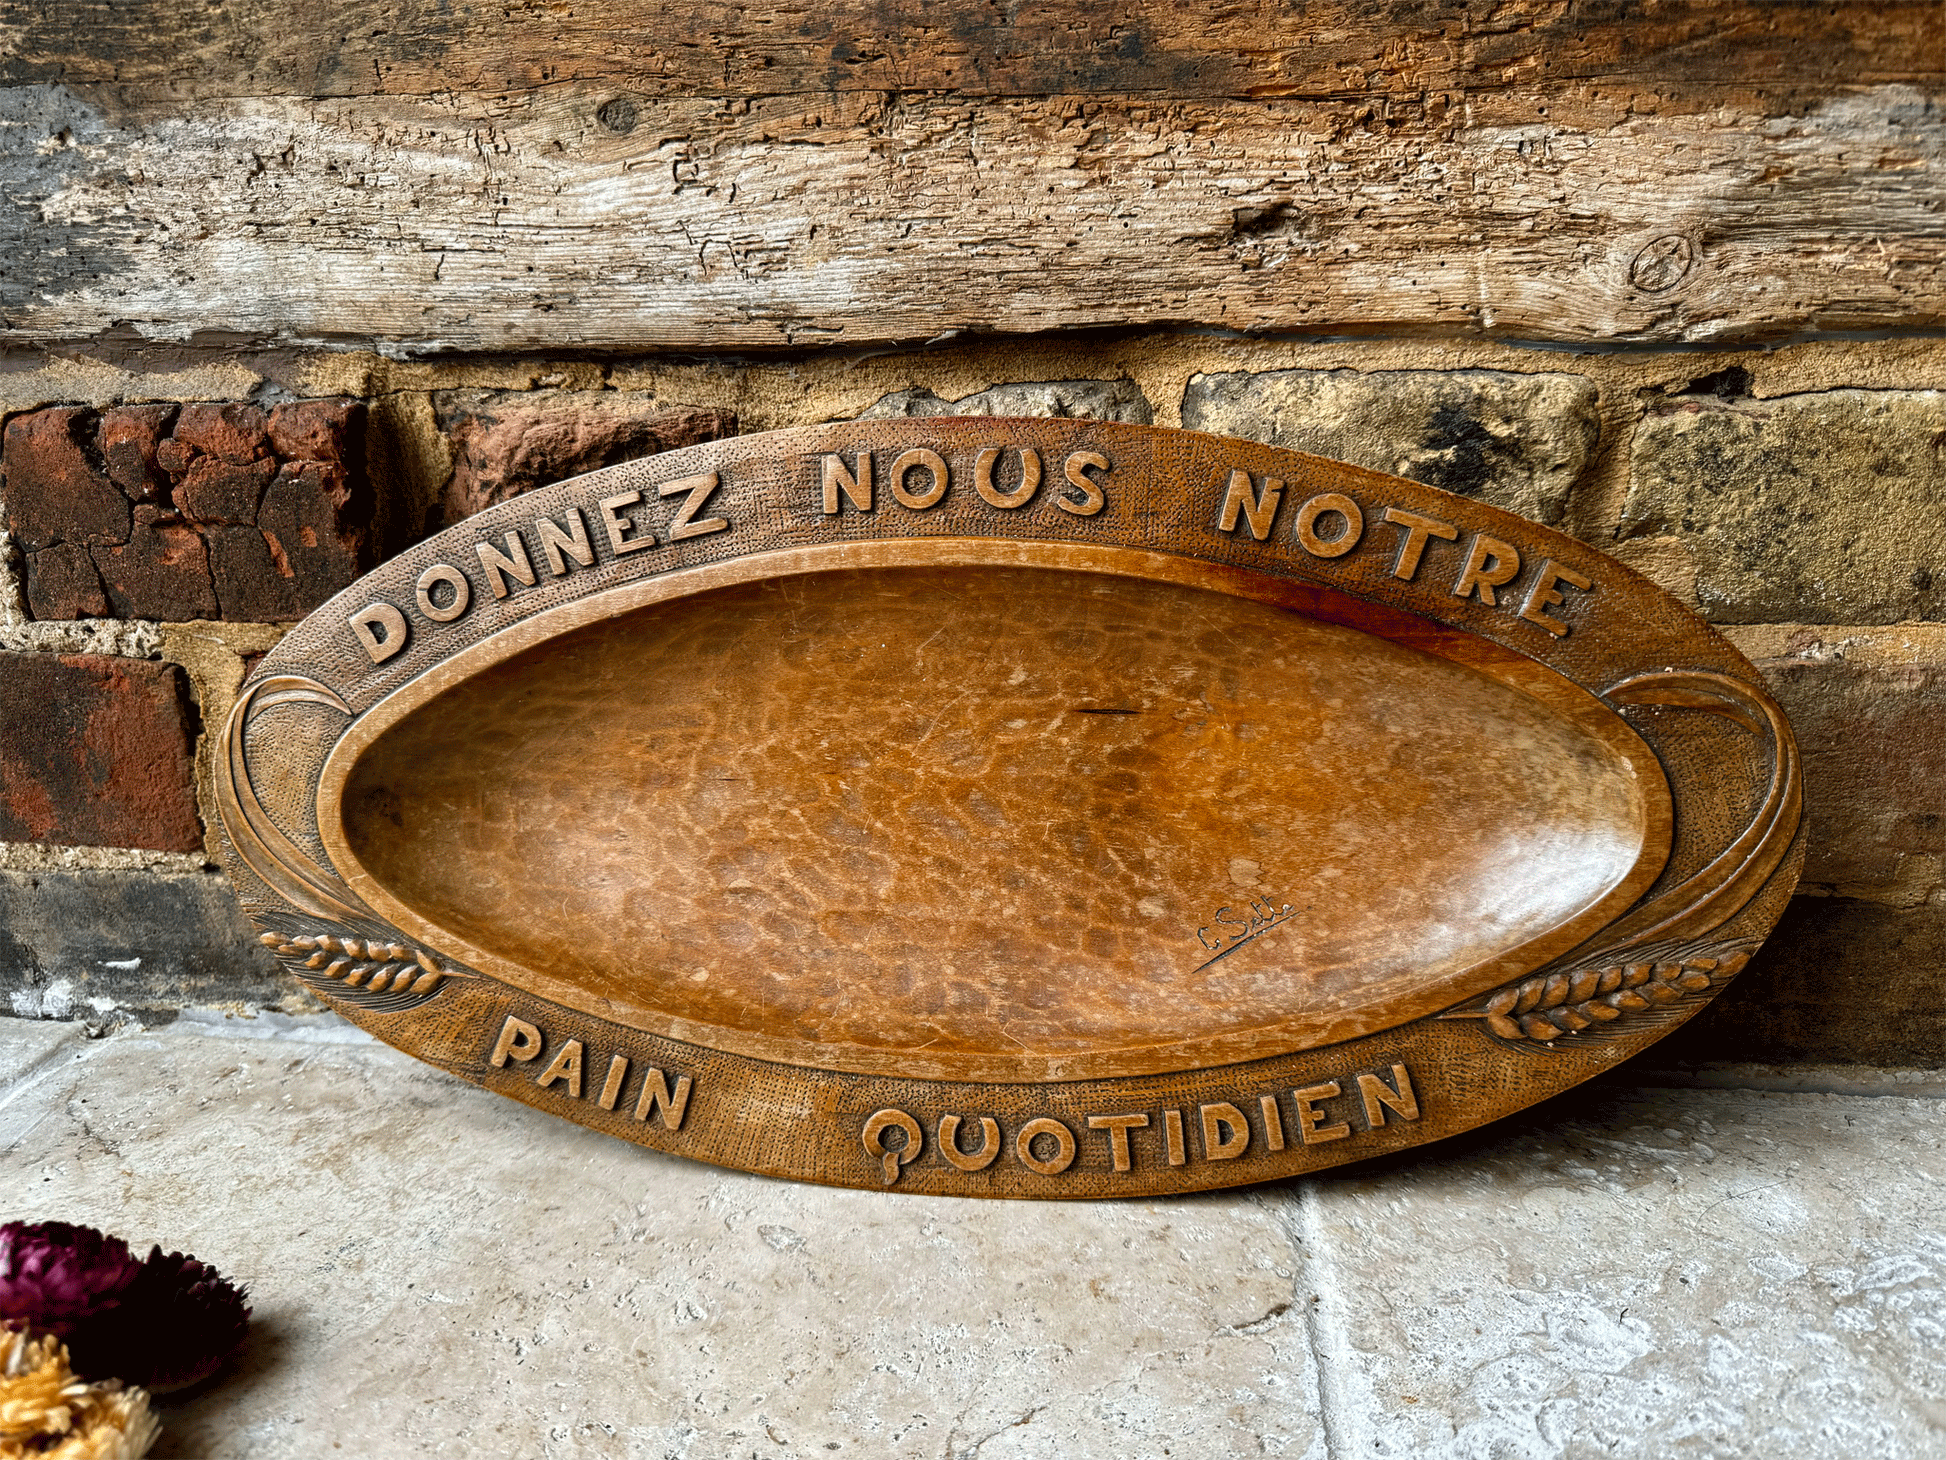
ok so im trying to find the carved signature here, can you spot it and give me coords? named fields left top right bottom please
left=1193, top=893, right=1301, bottom=972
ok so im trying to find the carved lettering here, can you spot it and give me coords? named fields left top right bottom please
left=488, top=1014, right=543, bottom=1067
left=598, top=490, right=656, bottom=555
left=476, top=530, right=537, bottom=600
left=535, top=509, right=595, bottom=576
left=1294, top=492, right=1364, bottom=559
left=1217, top=469, right=1283, bottom=541
left=1521, top=558, right=1596, bottom=637
left=889, top=448, right=949, bottom=510
left=534, top=1037, right=584, bottom=1098
left=1200, top=1102, right=1250, bottom=1161
left=862, top=1107, right=921, bottom=1185
left=1088, top=1112, right=1150, bottom=1173
left=597, top=1053, right=630, bottom=1111
left=810, top=445, right=1111, bottom=520
left=974, top=446, right=1041, bottom=510
left=1383, top=508, right=1460, bottom=581
left=1453, top=533, right=1522, bottom=606
left=1203, top=465, right=1597, bottom=642
left=486, top=1017, right=697, bottom=1137
left=821, top=451, right=873, bottom=514
left=938, top=1113, right=1001, bottom=1171
left=478, top=1019, right=1424, bottom=1184
left=350, top=601, right=408, bottom=663
left=860, top=1062, right=1421, bottom=1184
left=415, top=564, right=471, bottom=623
left=1058, top=451, right=1110, bottom=517
left=661, top=472, right=730, bottom=540
left=1015, top=1116, right=1077, bottom=1175
left=634, top=1067, right=693, bottom=1129
left=1293, top=1082, right=1351, bottom=1144
left=1357, top=1065, right=1420, bottom=1128
left=1164, top=1107, right=1187, bottom=1166
left=1259, top=1093, right=1286, bottom=1152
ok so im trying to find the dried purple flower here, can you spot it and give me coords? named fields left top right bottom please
left=0, top=1223, right=143, bottom=1341
left=68, top=1249, right=251, bottom=1393
left=0, top=1225, right=249, bottom=1394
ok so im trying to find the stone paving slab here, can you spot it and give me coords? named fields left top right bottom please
left=0, top=1015, right=78, bottom=1096
left=1, top=1016, right=1323, bottom=1460
left=3, top=1013, right=1944, bottom=1459
left=1302, top=1086, right=1946, bottom=1460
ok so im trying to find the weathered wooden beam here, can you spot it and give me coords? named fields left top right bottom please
left=4, top=82, right=1937, bottom=353
left=2, top=0, right=1937, bottom=104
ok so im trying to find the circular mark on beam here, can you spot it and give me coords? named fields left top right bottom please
left=596, top=97, right=639, bottom=135
left=1629, top=235, right=1694, bottom=293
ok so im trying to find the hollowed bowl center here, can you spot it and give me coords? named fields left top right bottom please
left=333, top=558, right=1667, bottom=1079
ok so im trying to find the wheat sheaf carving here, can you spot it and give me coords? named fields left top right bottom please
left=257, top=931, right=452, bottom=995
left=1483, top=949, right=1753, bottom=1043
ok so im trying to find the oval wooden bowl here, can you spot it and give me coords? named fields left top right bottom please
left=216, top=419, right=1801, bottom=1197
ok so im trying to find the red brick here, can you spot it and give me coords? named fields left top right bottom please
left=0, top=653, right=201, bottom=852
left=22, top=541, right=110, bottom=620
left=90, top=506, right=219, bottom=621
left=170, top=403, right=269, bottom=465
left=203, top=523, right=306, bottom=621
left=219, top=526, right=301, bottom=619
left=268, top=398, right=362, bottom=463
left=98, top=405, right=178, bottom=503
left=2, top=406, right=129, bottom=550
left=9, top=397, right=372, bottom=623
left=438, top=395, right=735, bottom=524
left=173, top=454, right=276, bottom=525
left=154, top=436, right=193, bottom=475
left=258, top=459, right=367, bottom=609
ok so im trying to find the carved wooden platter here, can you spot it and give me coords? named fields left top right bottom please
left=216, top=419, right=1801, bottom=1197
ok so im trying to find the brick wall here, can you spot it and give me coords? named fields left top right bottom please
left=1, top=336, right=1940, bottom=1059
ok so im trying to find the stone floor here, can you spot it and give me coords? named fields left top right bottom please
left=4, top=1012, right=1942, bottom=1460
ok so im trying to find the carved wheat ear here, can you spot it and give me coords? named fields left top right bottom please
left=257, top=929, right=454, bottom=995
left=1481, top=949, right=1754, bottom=1043
left=215, top=675, right=369, bottom=922
left=1448, top=668, right=1798, bottom=1046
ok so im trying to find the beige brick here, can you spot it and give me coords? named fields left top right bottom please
left=1181, top=368, right=1600, bottom=525
left=1726, top=624, right=1946, bottom=898
left=1659, top=896, right=1946, bottom=1067
left=857, top=378, right=1153, bottom=424
left=1624, top=390, right=1946, bottom=624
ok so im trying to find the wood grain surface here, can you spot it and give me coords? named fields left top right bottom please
left=332, top=560, right=1668, bottom=1081
left=7, top=0, right=1936, bottom=103
left=3, top=3, right=1939, bottom=351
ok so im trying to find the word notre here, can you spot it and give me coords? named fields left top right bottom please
left=487, top=1013, right=694, bottom=1131
left=861, top=1063, right=1418, bottom=1185
left=1213, top=471, right=1595, bottom=638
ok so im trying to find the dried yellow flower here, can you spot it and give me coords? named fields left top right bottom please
left=0, top=1329, right=157, bottom=1460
